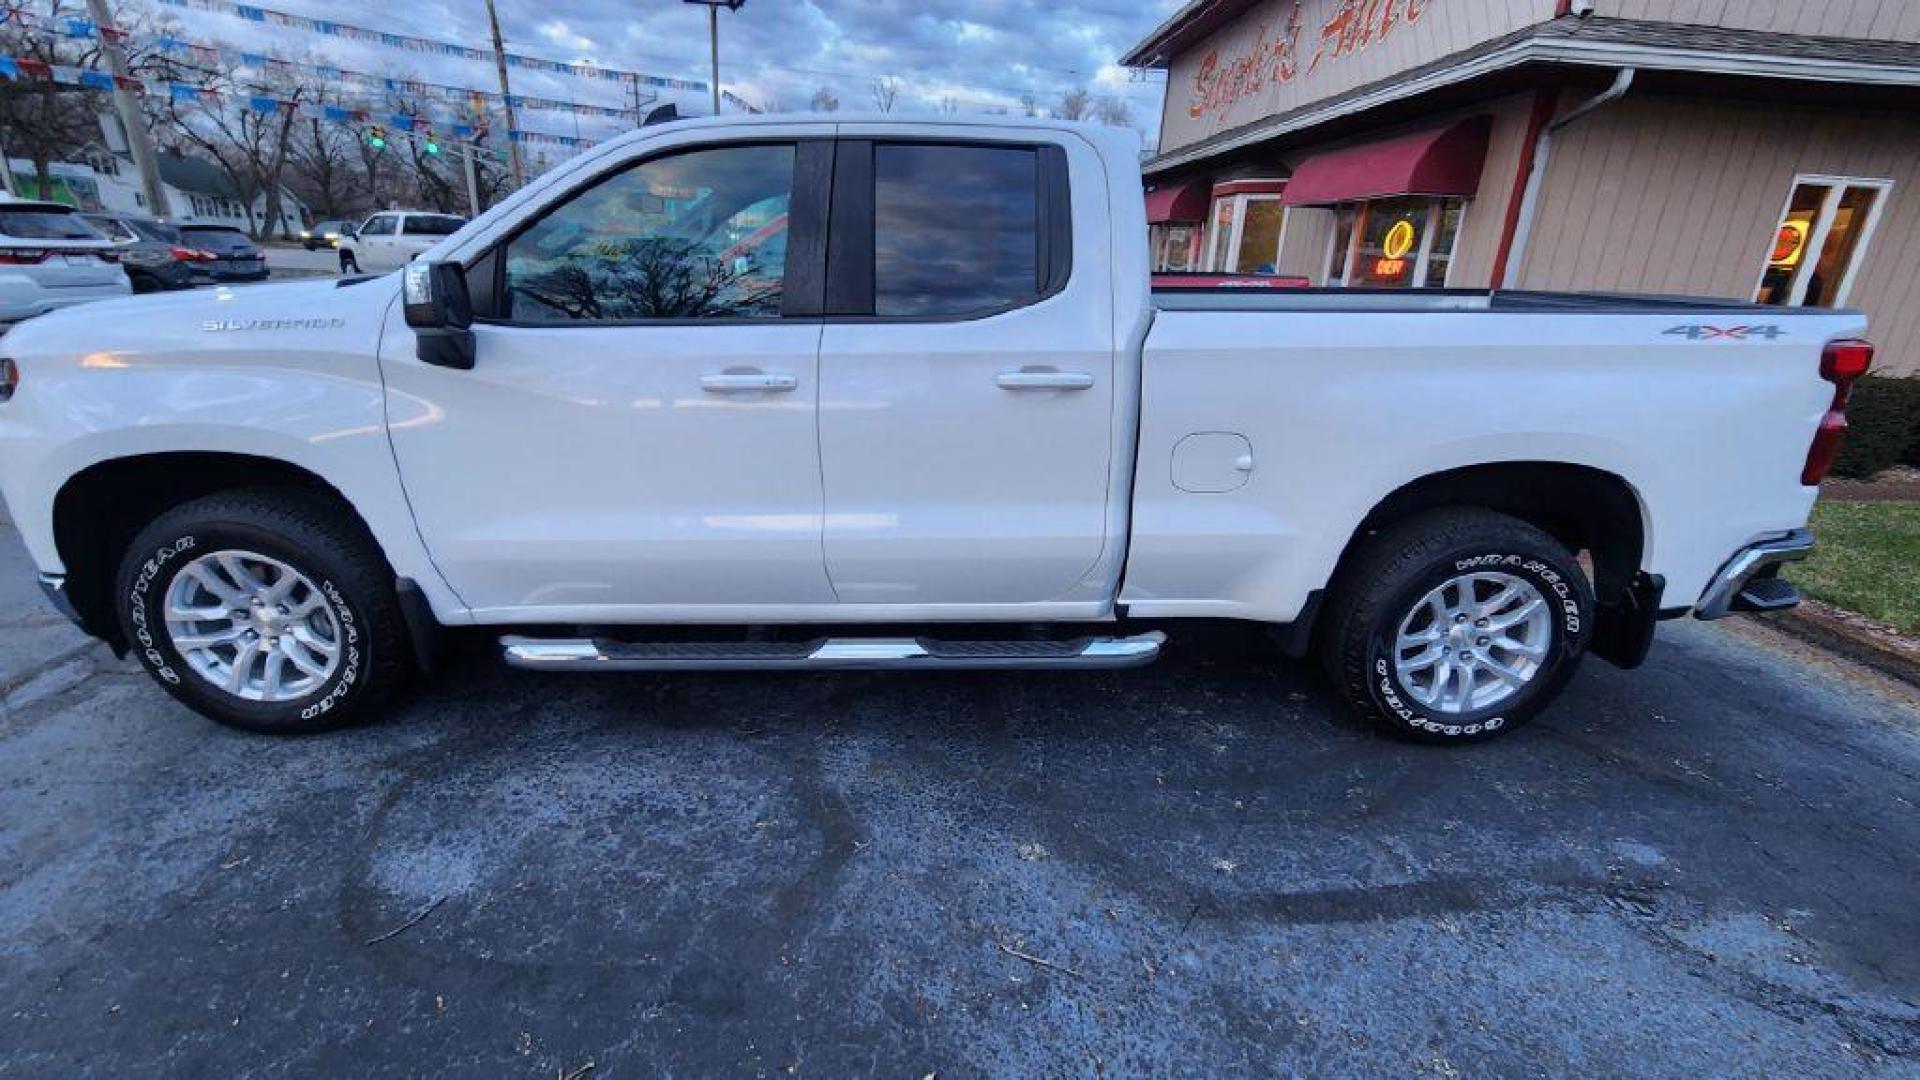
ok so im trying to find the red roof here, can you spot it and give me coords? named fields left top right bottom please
left=1282, top=116, right=1493, bottom=207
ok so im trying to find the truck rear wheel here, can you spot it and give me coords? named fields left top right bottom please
left=1319, top=508, right=1593, bottom=743
left=113, top=489, right=412, bottom=735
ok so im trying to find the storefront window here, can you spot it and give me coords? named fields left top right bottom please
left=1201, top=184, right=1290, bottom=274
left=1757, top=177, right=1889, bottom=308
left=1325, top=196, right=1464, bottom=289
left=1151, top=223, right=1202, bottom=272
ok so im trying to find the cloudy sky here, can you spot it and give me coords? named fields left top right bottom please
left=153, top=0, right=1184, bottom=159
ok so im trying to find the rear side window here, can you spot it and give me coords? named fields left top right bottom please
left=85, top=216, right=139, bottom=243
left=873, top=144, right=1040, bottom=318
left=0, top=209, right=98, bottom=240
left=131, top=219, right=181, bottom=244
left=403, top=215, right=465, bottom=237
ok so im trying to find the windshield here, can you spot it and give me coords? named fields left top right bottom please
left=0, top=208, right=101, bottom=241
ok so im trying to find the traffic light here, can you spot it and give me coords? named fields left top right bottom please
left=367, top=126, right=386, bottom=149
left=424, top=135, right=441, bottom=156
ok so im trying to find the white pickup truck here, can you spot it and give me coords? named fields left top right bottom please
left=0, top=116, right=1876, bottom=742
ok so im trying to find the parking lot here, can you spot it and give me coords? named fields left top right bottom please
left=2, top=505, right=1918, bottom=1077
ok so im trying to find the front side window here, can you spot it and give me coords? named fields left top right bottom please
left=502, top=142, right=793, bottom=322
left=873, top=143, right=1039, bottom=318
left=1757, top=177, right=1888, bottom=308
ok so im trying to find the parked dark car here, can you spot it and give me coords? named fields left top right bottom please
left=176, top=224, right=268, bottom=282
left=81, top=212, right=213, bottom=293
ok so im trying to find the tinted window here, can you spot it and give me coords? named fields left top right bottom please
left=873, top=144, right=1038, bottom=317
left=503, top=143, right=793, bottom=321
left=403, top=214, right=465, bottom=237
left=131, top=219, right=181, bottom=244
left=84, top=215, right=139, bottom=242
left=181, top=226, right=252, bottom=252
left=0, top=208, right=99, bottom=240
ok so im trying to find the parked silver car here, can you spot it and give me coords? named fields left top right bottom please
left=0, top=197, right=130, bottom=322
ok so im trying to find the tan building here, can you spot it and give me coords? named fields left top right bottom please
left=1123, top=0, right=1920, bottom=375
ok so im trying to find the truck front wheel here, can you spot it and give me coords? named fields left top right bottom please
left=113, top=489, right=412, bottom=734
left=1319, top=508, right=1594, bottom=743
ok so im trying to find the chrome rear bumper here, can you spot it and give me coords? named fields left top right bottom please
left=1694, top=529, right=1815, bottom=620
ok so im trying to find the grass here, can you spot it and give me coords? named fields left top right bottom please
left=1787, top=501, right=1920, bottom=636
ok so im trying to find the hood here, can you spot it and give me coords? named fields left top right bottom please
left=2, top=276, right=398, bottom=362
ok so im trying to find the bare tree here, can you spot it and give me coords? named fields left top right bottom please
left=1053, top=87, right=1092, bottom=122
left=0, top=0, right=108, bottom=199
left=1019, top=93, right=1040, bottom=118
left=869, top=76, right=902, bottom=113
left=938, top=96, right=960, bottom=117
left=285, top=89, right=360, bottom=217
left=808, top=86, right=840, bottom=112
left=1094, top=95, right=1133, bottom=127
left=156, top=53, right=313, bottom=238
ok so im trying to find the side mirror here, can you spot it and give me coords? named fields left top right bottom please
left=404, top=261, right=476, bottom=370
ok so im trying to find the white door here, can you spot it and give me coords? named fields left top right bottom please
left=383, top=140, right=832, bottom=618
left=816, top=136, right=1118, bottom=605
left=353, top=213, right=401, bottom=271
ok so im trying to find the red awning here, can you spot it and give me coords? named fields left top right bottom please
left=1145, top=179, right=1212, bottom=223
left=1281, top=116, right=1493, bottom=207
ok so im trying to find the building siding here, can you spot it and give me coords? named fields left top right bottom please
left=1517, top=95, right=1920, bottom=375
left=1158, top=0, right=1559, bottom=154
left=1591, top=0, right=1920, bottom=42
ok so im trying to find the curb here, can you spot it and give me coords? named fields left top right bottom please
left=1762, top=600, right=1920, bottom=691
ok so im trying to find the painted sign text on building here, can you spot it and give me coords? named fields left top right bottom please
left=1188, top=0, right=1434, bottom=120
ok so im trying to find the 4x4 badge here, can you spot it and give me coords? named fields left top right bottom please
left=1663, top=324, right=1786, bottom=341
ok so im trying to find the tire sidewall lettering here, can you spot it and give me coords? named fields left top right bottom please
left=126, top=536, right=364, bottom=715
left=1369, top=549, right=1583, bottom=739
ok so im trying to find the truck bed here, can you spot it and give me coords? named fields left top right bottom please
left=1120, top=294, right=1866, bottom=623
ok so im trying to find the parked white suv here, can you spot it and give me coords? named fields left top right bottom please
left=335, top=210, right=467, bottom=274
left=0, top=197, right=130, bottom=322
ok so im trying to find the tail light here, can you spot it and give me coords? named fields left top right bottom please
left=0, top=358, right=17, bottom=403
left=0, top=249, right=50, bottom=265
left=169, top=245, right=199, bottom=261
left=1802, top=339, right=1874, bottom=486
left=94, top=248, right=120, bottom=264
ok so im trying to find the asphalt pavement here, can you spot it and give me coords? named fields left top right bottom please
left=2, top=504, right=1918, bottom=1077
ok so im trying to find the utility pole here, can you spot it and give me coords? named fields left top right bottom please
left=483, top=0, right=525, bottom=189
left=85, top=0, right=170, bottom=217
left=683, top=1, right=745, bottom=116
left=461, top=146, right=480, bottom=216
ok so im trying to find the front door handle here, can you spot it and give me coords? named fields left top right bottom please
left=995, top=368, right=1095, bottom=392
left=700, top=371, right=798, bottom=393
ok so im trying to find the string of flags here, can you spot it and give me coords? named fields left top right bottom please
left=0, top=54, right=601, bottom=149
left=149, top=0, right=709, bottom=93
left=6, top=9, right=650, bottom=120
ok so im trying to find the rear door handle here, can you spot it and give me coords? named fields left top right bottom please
left=996, top=368, right=1095, bottom=392
left=700, top=371, right=798, bottom=393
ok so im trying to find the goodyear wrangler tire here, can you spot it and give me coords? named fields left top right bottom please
left=113, top=488, right=412, bottom=735
left=1320, top=508, right=1594, bottom=744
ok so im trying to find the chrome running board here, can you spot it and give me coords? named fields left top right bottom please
left=500, top=631, right=1167, bottom=672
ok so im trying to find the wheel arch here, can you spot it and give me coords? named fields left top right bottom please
left=53, top=452, right=386, bottom=648
left=1317, top=461, right=1658, bottom=668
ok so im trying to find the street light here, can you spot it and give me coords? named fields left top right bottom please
left=683, top=0, right=745, bottom=116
